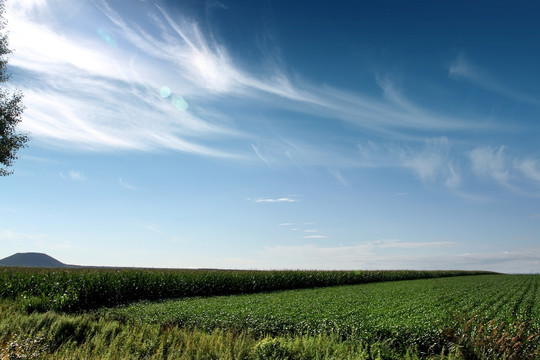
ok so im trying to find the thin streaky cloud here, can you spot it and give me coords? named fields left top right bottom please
left=251, top=144, right=271, bottom=166
left=376, top=241, right=460, bottom=249
left=254, top=197, right=299, bottom=203
left=395, top=192, right=410, bottom=196
left=372, top=239, right=461, bottom=248
left=7, top=0, right=493, bottom=166
left=118, top=178, right=138, bottom=191
left=399, top=137, right=454, bottom=183
left=258, top=244, right=539, bottom=272
left=7, top=1, right=244, bottom=157
left=0, top=229, right=47, bottom=241
left=469, top=146, right=510, bottom=185
left=449, top=53, right=540, bottom=106
left=517, top=159, right=540, bottom=183
left=142, top=224, right=163, bottom=234
left=357, top=137, right=461, bottom=190
left=303, top=235, right=329, bottom=239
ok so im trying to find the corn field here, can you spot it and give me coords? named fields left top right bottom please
left=0, top=267, right=493, bottom=312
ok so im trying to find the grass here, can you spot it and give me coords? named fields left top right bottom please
left=0, top=303, right=461, bottom=359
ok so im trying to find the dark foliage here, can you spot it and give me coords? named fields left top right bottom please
left=0, top=0, right=28, bottom=177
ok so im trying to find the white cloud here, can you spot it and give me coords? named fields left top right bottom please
left=60, top=170, right=85, bottom=181
left=142, top=224, right=163, bottom=234
left=356, top=139, right=540, bottom=196
left=303, top=235, right=329, bottom=239
left=255, top=242, right=539, bottom=272
left=469, top=146, right=509, bottom=185
left=448, top=53, right=481, bottom=81
left=258, top=243, right=375, bottom=268
left=374, top=239, right=460, bottom=248
left=6, top=0, right=489, bottom=164
left=517, top=159, right=540, bottom=183
left=357, top=137, right=461, bottom=189
left=0, top=229, right=46, bottom=242
left=254, top=197, right=299, bottom=203
left=118, top=178, right=138, bottom=190
left=449, top=53, right=540, bottom=106
left=251, top=144, right=272, bottom=166
left=6, top=0, right=244, bottom=157
left=10, top=0, right=539, bottom=204
left=400, top=137, right=451, bottom=181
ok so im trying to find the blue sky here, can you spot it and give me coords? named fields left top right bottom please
left=2, top=0, right=539, bottom=272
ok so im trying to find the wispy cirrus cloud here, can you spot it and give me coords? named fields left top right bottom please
left=7, top=0, right=245, bottom=157
left=7, top=0, right=490, bottom=166
left=357, top=137, right=461, bottom=189
left=399, top=137, right=461, bottom=188
left=10, top=0, right=539, bottom=204
left=517, top=159, right=540, bottom=183
left=469, top=146, right=510, bottom=186
left=118, top=178, right=138, bottom=190
left=356, top=137, right=540, bottom=197
left=449, top=53, right=540, bottom=106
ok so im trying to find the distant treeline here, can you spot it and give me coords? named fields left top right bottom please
left=0, top=268, right=495, bottom=312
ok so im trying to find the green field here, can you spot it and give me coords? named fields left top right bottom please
left=110, top=275, right=540, bottom=352
left=0, top=267, right=490, bottom=312
left=1, top=269, right=538, bottom=359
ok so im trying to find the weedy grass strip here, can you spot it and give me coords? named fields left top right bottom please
left=0, top=301, right=461, bottom=359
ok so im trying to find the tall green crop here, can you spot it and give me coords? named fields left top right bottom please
left=0, top=267, right=494, bottom=312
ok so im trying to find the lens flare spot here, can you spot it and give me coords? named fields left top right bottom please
left=97, top=28, right=117, bottom=48
left=160, top=86, right=171, bottom=98
left=172, top=96, right=188, bottom=111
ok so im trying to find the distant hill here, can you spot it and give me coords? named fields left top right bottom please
left=0, top=252, right=71, bottom=268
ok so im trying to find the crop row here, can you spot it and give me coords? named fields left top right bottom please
left=112, top=274, right=540, bottom=352
left=0, top=267, right=493, bottom=312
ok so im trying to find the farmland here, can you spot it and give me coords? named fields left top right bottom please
left=0, top=267, right=489, bottom=312
left=0, top=269, right=538, bottom=359
left=110, top=274, right=540, bottom=353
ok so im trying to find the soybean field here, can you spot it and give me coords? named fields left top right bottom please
left=110, top=274, right=540, bottom=353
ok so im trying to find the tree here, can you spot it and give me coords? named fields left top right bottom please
left=0, top=0, right=27, bottom=176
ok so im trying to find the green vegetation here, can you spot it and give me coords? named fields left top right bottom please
left=0, top=267, right=491, bottom=312
left=0, top=0, right=29, bottom=177
left=110, top=274, right=540, bottom=356
left=0, top=269, right=538, bottom=359
left=0, top=305, right=458, bottom=360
